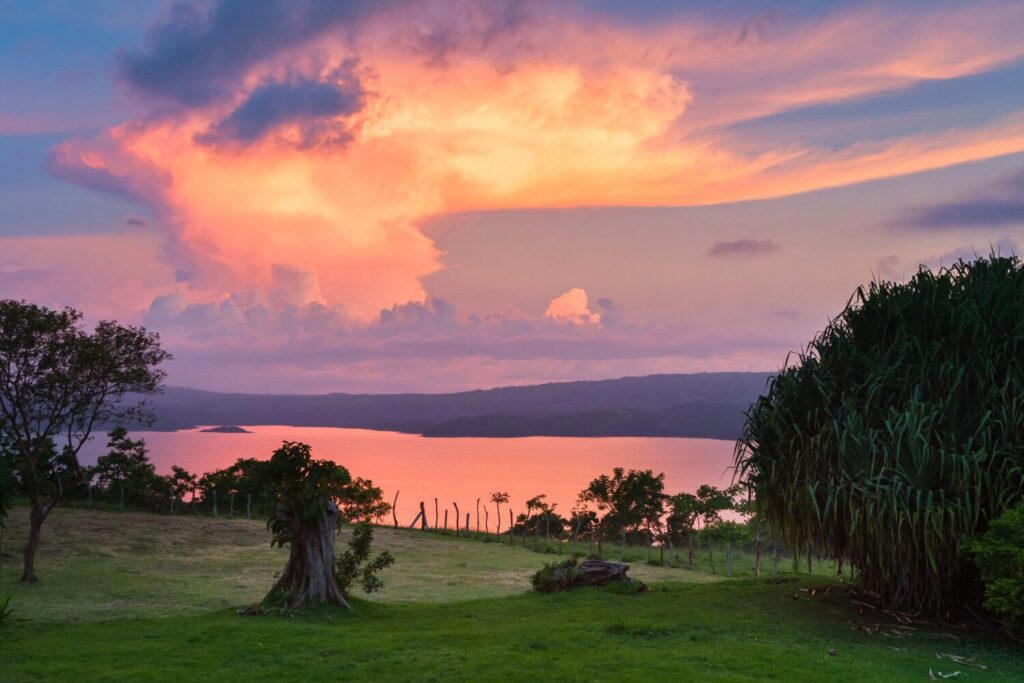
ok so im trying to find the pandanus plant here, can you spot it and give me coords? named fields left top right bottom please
left=735, top=256, right=1024, bottom=617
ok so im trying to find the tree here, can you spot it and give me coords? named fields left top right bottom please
left=490, top=491, right=509, bottom=537
left=0, top=300, right=169, bottom=582
left=579, top=468, right=665, bottom=560
left=0, top=439, right=14, bottom=581
left=514, top=496, right=567, bottom=549
left=694, top=484, right=737, bottom=571
left=666, top=492, right=701, bottom=568
left=263, top=442, right=374, bottom=609
left=169, top=466, right=197, bottom=513
left=337, top=477, right=390, bottom=524
left=736, top=256, right=1024, bottom=616
left=90, top=427, right=155, bottom=512
left=568, top=507, right=598, bottom=555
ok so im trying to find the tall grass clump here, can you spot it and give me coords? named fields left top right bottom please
left=735, top=256, right=1024, bottom=617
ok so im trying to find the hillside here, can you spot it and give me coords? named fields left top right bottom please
left=2, top=508, right=1021, bottom=682
left=134, top=372, right=772, bottom=438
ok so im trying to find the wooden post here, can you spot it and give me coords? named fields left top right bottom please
left=475, top=498, right=481, bottom=536
left=465, top=512, right=470, bottom=536
left=453, top=502, right=460, bottom=537
left=444, top=509, right=449, bottom=532
left=247, top=493, right=252, bottom=520
left=754, top=529, right=761, bottom=577
left=419, top=501, right=428, bottom=530
left=408, top=510, right=423, bottom=528
left=434, top=498, right=439, bottom=530
left=213, top=489, right=218, bottom=517
left=392, top=490, right=400, bottom=528
left=508, top=509, right=513, bottom=544
left=484, top=508, right=490, bottom=535
left=119, top=481, right=125, bottom=513
left=230, top=491, right=235, bottom=518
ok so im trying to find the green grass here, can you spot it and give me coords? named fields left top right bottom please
left=1, top=507, right=1021, bottom=682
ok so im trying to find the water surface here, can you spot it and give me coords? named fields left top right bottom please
left=80, top=426, right=737, bottom=528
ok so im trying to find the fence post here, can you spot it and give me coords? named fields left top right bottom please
left=434, top=498, right=439, bottom=530
left=444, top=509, right=449, bottom=532
left=247, top=493, right=252, bottom=520
left=453, top=502, right=460, bottom=537
left=465, top=512, right=470, bottom=536
left=419, top=501, right=428, bottom=530
left=392, top=490, right=400, bottom=528
left=213, top=490, right=218, bottom=517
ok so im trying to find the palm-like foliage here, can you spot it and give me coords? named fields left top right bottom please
left=735, top=256, right=1024, bottom=617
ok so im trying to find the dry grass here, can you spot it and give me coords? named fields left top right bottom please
left=0, top=506, right=717, bottom=622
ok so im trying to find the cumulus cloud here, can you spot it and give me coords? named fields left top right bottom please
left=36, top=0, right=1024, bottom=391
left=896, top=168, right=1024, bottom=230
left=545, top=288, right=600, bottom=324
left=708, top=239, right=780, bottom=257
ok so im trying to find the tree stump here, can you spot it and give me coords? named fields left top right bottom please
left=265, top=497, right=349, bottom=609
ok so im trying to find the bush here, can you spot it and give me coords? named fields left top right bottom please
left=334, top=522, right=395, bottom=595
left=736, top=256, right=1024, bottom=617
left=970, top=502, right=1024, bottom=629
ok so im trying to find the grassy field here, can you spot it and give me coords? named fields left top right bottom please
left=1, top=507, right=1022, bottom=681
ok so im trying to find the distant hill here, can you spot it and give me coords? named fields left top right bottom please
left=131, top=372, right=773, bottom=439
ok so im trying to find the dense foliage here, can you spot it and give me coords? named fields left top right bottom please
left=0, top=299, right=169, bottom=581
left=578, top=468, right=665, bottom=556
left=262, top=442, right=392, bottom=609
left=736, top=256, right=1024, bottom=616
left=970, top=502, right=1024, bottom=629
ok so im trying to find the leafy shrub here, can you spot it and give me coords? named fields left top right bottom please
left=970, top=502, right=1024, bottom=629
left=531, top=559, right=577, bottom=593
left=334, top=522, right=395, bottom=595
left=736, top=256, right=1024, bottom=617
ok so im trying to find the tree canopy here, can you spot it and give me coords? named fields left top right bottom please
left=0, top=300, right=169, bottom=581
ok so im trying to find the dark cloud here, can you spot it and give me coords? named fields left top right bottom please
left=898, top=168, right=1024, bottom=230
left=125, top=216, right=147, bottom=227
left=195, top=67, right=366, bottom=147
left=119, top=0, right=388, bottom=106
left=708, top=238, right=779, bottom=257
left=411, top=0, right=530, bottom=67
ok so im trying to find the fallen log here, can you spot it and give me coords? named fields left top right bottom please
left=531, top=558, right=645, bottom=593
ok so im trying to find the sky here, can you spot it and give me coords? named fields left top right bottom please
left=1, top=0, right=1023, bottom=393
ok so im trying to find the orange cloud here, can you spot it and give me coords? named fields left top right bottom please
left=545, top=288, right=600, bottom=324
left=47, top=0, right=1024, bottom=321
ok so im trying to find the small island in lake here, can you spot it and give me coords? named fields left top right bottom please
left=199, top=425, right=252, bottom=434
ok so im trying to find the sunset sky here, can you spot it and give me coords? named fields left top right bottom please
left=2, top=0, right=1023, bottom=393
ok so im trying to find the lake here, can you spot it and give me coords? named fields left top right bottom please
left=79, top=426, right=738, bottom=529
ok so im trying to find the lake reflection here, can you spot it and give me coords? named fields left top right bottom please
left=79, top=427, right=738, bottom=529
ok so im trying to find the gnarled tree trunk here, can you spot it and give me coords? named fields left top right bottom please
left=265, top=498, right=349, bottom=609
